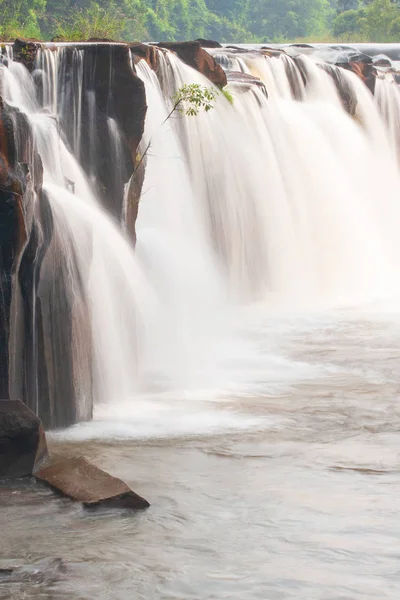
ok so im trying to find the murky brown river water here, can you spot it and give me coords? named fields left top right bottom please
left=2, top=310, right=400, bottom=599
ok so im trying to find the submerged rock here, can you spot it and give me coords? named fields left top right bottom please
left=0, top=400, right=48, bottom=477
left=0, top=557, right=65, bottom=584
left=35, top=457, right=150, bottom=509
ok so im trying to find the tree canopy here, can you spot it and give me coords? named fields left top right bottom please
left=0, top=0, right=399, bottom=42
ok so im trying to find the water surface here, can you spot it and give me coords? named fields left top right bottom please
left=2, top=309, right=400, bottom=599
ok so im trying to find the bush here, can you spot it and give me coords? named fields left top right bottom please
left=53, top=2, right=126, bottom=41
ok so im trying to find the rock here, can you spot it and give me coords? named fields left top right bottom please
left=227, top=71, right=268, bottom=96
left=13, top=39, right=41, bottom=72
left=289, top=43, right=314, bottom=49
left=195, top=39, right=222, bottom=48
left=76, top=43, right=147, bottom=219
left=130, top=42, right=159, bottom=71
left=319, top=63, right=357, bottom=116
left=35, top=457, right=150, bottom=509
left=335, top=53, right=377, bottom=95
left=155, top=41, right=227, bottom=88
left=0, top=400, right=48, bottom=477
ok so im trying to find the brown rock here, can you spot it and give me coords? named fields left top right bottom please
left=195, top=39, right=222, bottom=48
left=0, top=400, right=48, bottom=477
left=35, top=457, right=150, bottom=509
left=130, top=42, right=159, bottom=71
left=13, top=39, right=41, bottom=72
left=227, top=71, right=267, bottom=95
left=336, top=56, right=377, bottom=96
left=155, top=41, right=227, bottom=88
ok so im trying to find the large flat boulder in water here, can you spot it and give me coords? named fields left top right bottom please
left=0, top=400, right=48, bottom=477
left=35, top=457, right=150, bottom=509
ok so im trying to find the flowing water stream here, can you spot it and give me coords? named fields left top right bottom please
left=1, top=43, right=400, bottom=599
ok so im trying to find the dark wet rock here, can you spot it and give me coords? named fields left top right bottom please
left=64, top=43, right=147, bottom=220
left=261, top=48, right=287, bottom=58
left=227, top=71, right=267, bottom=96
left=319, top=63, right=358, bottom=115
left=0, top=98, right=92, bottom=430
left=35, top=457, right=150, bottom=509
left=196, top=39, right=222, bottom=48
left=335, top=52, right=376, bottom=95
left=155, top=41, right=227, bottom=88
left=0, top=101, right=38, bottom=402
left=13, top=38, right=41, bottom=72
left=130, top=42, right=159, bottom=71
left=0, top=42, right=148, bottom=429
left=0, top=400, right=48, bottom=477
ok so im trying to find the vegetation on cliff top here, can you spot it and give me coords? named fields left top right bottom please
left=0, top=0, right=399, bottom=43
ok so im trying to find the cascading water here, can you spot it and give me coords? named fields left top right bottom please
left=0, top=53, right=156, bottom=419
left=154, top=49, right=400, bottom=306
left=375, top=74, right=400, bottom=164
left=134, top=60, right=226, bottom=386
left=3, top=41, right=400, bottom=432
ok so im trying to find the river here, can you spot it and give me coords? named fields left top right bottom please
left=2, top=307, right=400, bottom=599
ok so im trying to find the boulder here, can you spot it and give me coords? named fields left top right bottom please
left=35, top=457, right=150, bottom=509
left=155, top=41, right=227, bottom=88
left=0, top=400, right=48, bottom=477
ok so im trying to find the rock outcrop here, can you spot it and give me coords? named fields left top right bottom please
left=195, top=39, right=222, bottom=48
left=335, top=53, right=377, bottom=96
left=130, top=42, right=159, bottom=71
left=35, top=457, right=150, bottom=509
left=13, top=38, right=41, bottom=72
left=0, top=400, right=48, bottom=477
left=56, top=42, right=147, bottom=222
left=0, top=41, right=149, bottom=429
left=155, top=41, right=227, bottom=88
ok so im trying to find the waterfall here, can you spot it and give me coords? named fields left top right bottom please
left=0, top=52, right=154, bottom=419
left=134, top=59, right=226, bottom=385
left=3, top=41, right=400, bottom=429
left=375, top=74, right=400, bottom=164
left=154, top=49, right=400, bottom=305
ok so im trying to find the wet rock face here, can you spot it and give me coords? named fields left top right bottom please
left=319, top=63, right=358, bottom=116
left=155, top=41, right=227, bottom=88
left=130, top=42, right=159, bottom=71
left=59, top=43, right=147, bottom=221
left=0, top=103, right=32, bottom=400
left=35, top=457, right=150, bottom=509
left=0, top=90, right=93, bottom=430
left=335, top=53, right=377, bottom=96
left=0, top=400, right=48, bottom=477
left=13, top=39, right=41, bottom=72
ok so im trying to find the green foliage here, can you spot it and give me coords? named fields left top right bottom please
left=0, top=0, right=45, bottom=39
left=173, top=83, right=216, bottom=116
left=221, top=87, right=234, bottom=104
left=53, top=1, right=125, bottom=41
left=333, top=0, right=400, bottom=41
left=1, top=0, right=399, bottom=43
